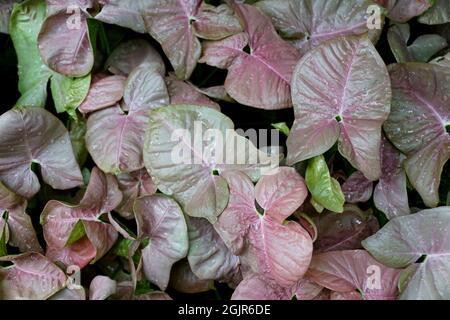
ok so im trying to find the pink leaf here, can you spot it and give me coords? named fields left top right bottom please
left=166, top=73, right=220, bottom=110
left=116, top=169, right=157, bottom=219
left=86, top=65, right=169, bottom=174
left=0, top=253, right=67, bottom=300
left=287, top=35, right=391, bottom=181
left=0, top=107, right=83, bottom=199
left=105, top=39, right=166, bottom=76
left=231, top=275, right=293, bottom=300
left=134, top=195, right=189, bottom=291
left=257, top=0, right=377, bottom=54
left=200, top=3, right=300, bottom=109
left=383, top=63, right=450, bottom=207
left=89, top=275, right=117, bottom=300
left=38, top=8, right=93, bottom=76
left=215, top=169, right=312, bottom=288
left=79, top=75, right=126, bottom=114
left=342, top=171, right=373, bottom=203
left=307, top=250, right=402, bottom=300
left=313, top=204, right=379, bottom=253
left=255, top=167, right=308, bottom=223
left=41, top=167, right=121, bottom=268
left=373, top=136, right=410, bottom=219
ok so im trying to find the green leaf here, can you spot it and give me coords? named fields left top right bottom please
left=10, top=0, right=51, bottom=108
left=310, top=197, right=324, bottom=213
left=65, top=220, right=86, bottom=246
left=135, top=279, right=154, bottom=295
left=51, top=73, right=91, bottom=119
left=271, top=122, right=290, bottom=136
left=0, top=213, right=8, bottom=257
left=113, top=238, right=135, bottom=259
left=305, top=155, right=345, bottom=213
left=69, top=117, right=89, bottom=166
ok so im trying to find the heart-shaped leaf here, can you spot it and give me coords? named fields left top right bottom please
left=383, top=63, right=450, bottom=207
left=0, top=253, right=67, bottom=299
left=214, top=168, right=311, bottom=287
left=41, top=167, right=121, bottom=267
left=143, top=0, right=240, bottom=80
left=286, top=35, right=391, bottom=181
left=143, top=104, right=276, bottom=222
left=0, top=107, right=83, bottom=199
left=199, top=3, right=300, bottom=109
left=257, top=0, right=378, bottom=54
left=134, top=194, right=189, bottom=291
left=38, top=1, right=94, bottom=76
left=86, top=65, right=169, bottom=174
left=362, top=207, right=450, bottom=299
left=307, top=250, right=402, bottom=300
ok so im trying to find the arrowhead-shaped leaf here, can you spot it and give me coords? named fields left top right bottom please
left=86, top=65, right=169, bottom=174
left=287, top=35, right=391, bottom=181
left=134, top=194, right=189, bottom=291
left=0, top=107, right=83, bottom=199
left=257, top=0, right=378, bottom=54
left=362, top=207, right=450, bottom=299
left=307, top=250, right=402, bottom=300
left=199, top=3, right=300, bottom=109
left=0, top=253, right=67, bottom=299
left=383, top=63, right=450, bottom=207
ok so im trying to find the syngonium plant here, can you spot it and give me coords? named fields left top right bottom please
left=0, top=0, right=449, bottom=300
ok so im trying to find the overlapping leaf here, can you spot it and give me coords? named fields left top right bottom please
left=257, top=0, right=379, bottom=54
left=363, top=207, right=450, bottom=299
left=41, top=167, right=121, bottom=267
left=312, top=205, right=379, bottom=253
left=134, top=194, right=189, bottom=291
left=0, top=182, right=42, bottom=252
left=200, top=3, right=300, bottom=109
left=307, top=250, right=402, bottom=300
left=143, top=104, right=276, bottom=222
left=373, top=136, right=410, bottom=219
left=86, top=65, right=169, bottom=174
left=341, top=171, right=373, bottom=203
left=387, top=23, right=447, bottom=63
left=0, top=253, right=67, bottom=299
left=383, top=63, right=450, bottom=207
left=38, top=0, right=94, bottom=77
left=214, top=168, right=312, bottom=288
left=142, top=0, right=241, bottom=80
